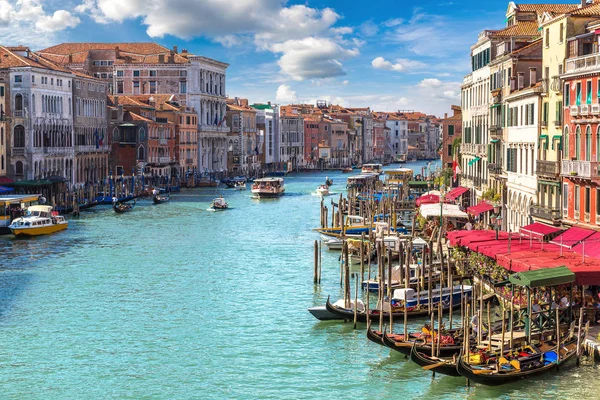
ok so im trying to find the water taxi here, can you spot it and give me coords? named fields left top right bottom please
left=361, top=163, right=383, bottom=175
left=235, top=181, right=247, bottom=190
left=8, top=205, right=68, bottom=236
left=210, top=197, right=228, bottom=210
left=316, top=184, right=330, bottom=196
left=251, top=177, right=285, bottom=198
left=0, top=194, right=41, bottom=235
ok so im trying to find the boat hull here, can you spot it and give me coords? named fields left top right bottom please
left=251, top=190, right=285, bottom=198
left=308, top=306, right=344, bottom=321
left=10, top=223, right=67, bottom=236
left=409, top=343, right=460, bottom=376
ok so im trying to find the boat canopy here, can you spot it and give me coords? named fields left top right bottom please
left=508, top=266, right=575, bottom=288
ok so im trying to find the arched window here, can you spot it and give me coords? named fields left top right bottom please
left=586, top=126, right=592, bottom=161
left=139, top=128, right=146, bottom=141
left=0, top=127, right=3, bottom=146
left=14, top=94, right=22, bottom=111
left=138, top=145, right=145, bottom=160
left=113, top=127, right=120, bottom=142
left=1, top=155, right=3, bottom=170
left=575, top=125, right=581, bottom=160
left=31, top=94, right=35, bottom=114
left=15, top=161, right=23, bottom=175
left=564, top=126, right=569, bottom=160
left=13, top=125, right=25, bottom=147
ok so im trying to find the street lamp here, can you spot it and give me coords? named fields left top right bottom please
left=490, top=204, right=503, bottom=240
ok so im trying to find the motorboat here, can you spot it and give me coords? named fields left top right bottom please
left=341, top=167, right=353, bottom=173
left=8, top=205, right=68, bottom=236
left=323, top=237, right=343, bottom=251
left=210, top=197, right=228, bottom=210
left=235, top=181, right=247, bottom=190
left=223, top=176, right=247, bottom=188
left=316, top=184, right=330, bottom=196
left=251, top=177, right=285, bottom=198
left=361, top=163, right=383, bottom=175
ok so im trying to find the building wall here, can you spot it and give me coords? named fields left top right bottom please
left=0, top=82, right=6, bottom=177
left=280, top=116, right=303, bottom=169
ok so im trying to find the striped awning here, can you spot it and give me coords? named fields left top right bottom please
left=467, top=157, right=481, bottom=166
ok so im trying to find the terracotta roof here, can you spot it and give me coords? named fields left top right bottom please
left=111, top=95, right=154, bottom=109
left=492, top=21, right=540, bottom=37
left=569, top=3, right=600, bottom=16
left=511, top=38, right=543, bottom=56
left=226, top=103, right=256, bottom=112
left=128, top=111, right=152, bottom=122
left=0, top=46, right=71, bottom=72
left=516, top=3, right=578, bottom=14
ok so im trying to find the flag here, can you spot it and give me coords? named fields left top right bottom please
left=217, top=115, right=226, bottom=127
left=99, top=131, right=104, bottom=146
left=94, top=129, right=99, bottom=149
left=254, top=146, right=259, bottom=155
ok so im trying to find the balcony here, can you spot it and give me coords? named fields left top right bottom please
left=554, top=120, right=562, bottom=127
left=148, top=156, right=172, bottom=164
left=530, top=204, right=561, bottom=225
left=43, top=147, right=74, bottom=155
left=561, top=160, right=600, bottom=179
left=11, top=148, right=24, bottom=156
left=593, top=104, right=600, bottom=115
left=565, top=53, right=600, bottom=74
left=581, top=104, right=590, bottom=115
left=159, top=138, right=168, bottom=145
left=75, top=144, right=109, bottom=153
left=198, top=124, right=230, bottom=133
left=536, top=160, right=559, bottom=178
left=460, top=143, right=487, bottom=156
left=570, top=105, right=579, bottom=116
left=487, top=163, right=503, bottom=175
left=186, top=158, right=194, bottom=164
left=13, top=110, right=23, bottom=117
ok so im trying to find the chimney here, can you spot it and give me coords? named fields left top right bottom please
left=173, top=45, right=178, bottom=54
left=517, top=72, right=524, bottom=90
left=115, top=46, right=120, bottom=59
left=182, top=49, right=188, bottom=54
left=168, top=50, right=174, bottom=64
left=68, top=54, right=72, bottom=63
left=158, top=54, right=165, bottom=63
left=529, top=67, right=537, bottom=86
left=444, top=113, right=448, bottom=119
left=510, top=76, right=516, bottom=91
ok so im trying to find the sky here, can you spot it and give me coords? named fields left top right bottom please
left=0, top=0, right=571, bottom=116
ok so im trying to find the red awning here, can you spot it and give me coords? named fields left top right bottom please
left=572, top=231, right=600, bottom=259
left=0, top=176, right=14, bottom=184
left=519, top=222, right=561, bottom=239
left=467, top=201, right=494, bottom=216
left=550, top=226, right=596, bottom=248
left=415, top=194, right=439, bottom=206
left=445, top=186, right=469, bottom=201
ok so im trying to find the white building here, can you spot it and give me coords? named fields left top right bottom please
left=186, top=56, right=230, bottom=177
left=252, top=104, right=277, bottom=165
left=279, top=113, right=303, bottom=170
left=385, top=117, right=408, bottom=160
left=504, top=84, right=541, bottom=232
left=1, top=46, right=75, bottom=183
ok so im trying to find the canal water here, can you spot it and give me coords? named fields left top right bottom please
left=0, top=160, right=597, bottom=399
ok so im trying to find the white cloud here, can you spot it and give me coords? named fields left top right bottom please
left=276, top=84, right=297, bottom=103
left=342, top=80, right=349, bottom=85
left=359, top=20, right=378, bottom=37
left=331, top=26, right=352, bottom=35
left=419, top=78, right=443, bottom=88
left=372, top=56, right=426, bottom=73
left=36, top=10, right=80, bottom=32
left=271, top=37, right=359, bottom=81
left=383, top=18, right=404, bottom=27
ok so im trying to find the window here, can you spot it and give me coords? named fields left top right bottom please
left=179, top=70, right=187, bottom=77
left=586, top=187, right=591, bottom=214
left=559, top=23, right=564, bottom=43
left=149, top=70, right=157, bottom=77
left=448, top=125, right=455, bottom=136
left=14, top=75, right=22, bottom=83
left=149, top=81, right=156, bottom=94
left=116, top=70, right=123, bottom=77
left=117, top=81, right=124, bottom=94
left=180, top=81, right=186, bottom=94
left=133, top=81, right=140, bottom=94
left=447, top=144, right=452, bottom=156
left=14, top=94, right=22, bottom=111
left=543, top=102, right=548, bottom=124
left=133, top=70, right=140, bottom=77
left=576, top=125, right=581, bottom=160
left=138, top=145, right=145, bottom=160
left=556, top=100, right=563, bottom=125
left=101, top=73, right=108, bottom=79
left=576, top=82, right=582, bottom=105
left=50, top=78, right=53, bottom=85
left=586, top=126, right=592, bottom=161
left=113, top=128, right=120, bottom=141
left=597, top=189, right=600, bottom=217
left=564, top=126, right=570, bottom=160
left=15, top=161, right=23, bottom=175
left=587, top=80, right=593, bottom=104
left=545, top=28, right=549, bottom=47
left=0, top=86, right=3, bottom=96
left=13, top=125, right=25, bottom=147
left=575, top=185, right=580, bottom=212
left=139, top=128, right=145, bottom=141
left=565, top=84, right=570, bottom=105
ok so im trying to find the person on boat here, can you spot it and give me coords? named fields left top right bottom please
left=464, top=220, right=473, bottom=231
left=470, top=313, right=479, bottom=334
left=532, top=299, right=541, bottom=322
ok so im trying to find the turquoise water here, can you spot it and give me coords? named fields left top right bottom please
left=0, top=161, right=598, bottom=399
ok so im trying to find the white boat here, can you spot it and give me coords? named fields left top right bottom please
left=251, top=177, right=285, bottom=198
left=210, top=197, right=228, bottom=210
left=316, top=184, right=330, bottom=196
left=8, top=205, right=68, bottom=236
left=323, top=237, right=343, bottom=250
left=235, top=181, right=247, bottom=190
left=308, top=298, right=365, bottom=321
left=361, top=163, right=383, bottom=175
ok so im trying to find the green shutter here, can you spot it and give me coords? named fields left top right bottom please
left=565, top=86, right=570, bottom=106
left=577, top=84, right=581, bottom=106
left=588, top=81, right=593, bottom=104
left=543, top=102, right=548, bottom=124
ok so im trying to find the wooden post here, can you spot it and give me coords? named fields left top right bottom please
left=449, top=268, right=453, bottom=329
left=318, top=240, right=322, bottom=284
left=436, top=300, right=442, bottom=357
left=354, top=274, right=359, bottom=329
left=388, top=248, right=393, bottom=332
left=430, top=312, right=435, bottom=357
left=360, top=232, right=365, bottom=284
left=345, top=244, right=350, bottom=309
left=428, top=245, right=433, bottom=315
left=314, top=240, right=319, bottom=284
left=510, top=284, right=514, bottom=350
left=501, top=309, right=506, bottom=354
left=556, top=307, right=561, bottom=363
left=487, top=302, right=491, bottom=351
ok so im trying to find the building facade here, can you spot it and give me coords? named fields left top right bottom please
left=440, top=106, right=462, bottom=168
left=0, top=81, right=6, bottom=178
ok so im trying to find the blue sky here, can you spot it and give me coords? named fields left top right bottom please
left=0, top=0, right=569, bottom=116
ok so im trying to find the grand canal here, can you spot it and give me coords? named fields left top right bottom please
left=0, top=161, right=598, bottom=399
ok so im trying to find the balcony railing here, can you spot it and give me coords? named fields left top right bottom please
left=554, top=120, right=562, bottom=127
left=13, top=110, right=23, bottom=117
left=536, top=160, right=559, bottom=177
left=530, top=204, right=561, bottom=225
left=460, top=143, right=487, bottom=156
left=593, top=104, right=600, bottom=115
left=186, top=158, right=194, bottom=164
left=159, top=138, right=168, bottom=145
left=148, top=156, right=172, bottom=164
left=570, top=105, right=579, bottom=116
left=11, top=148, right=24, bottom=156
left=581, top=104, right=590, bottom=115
left=43, top=147, right=74, bottom=155
left=198, top=124, right=230, bottom=133
left=75, top=145, right=109, bottom=153
left=565, top=53, right=600, bottom=74
left=487, top=163, right=503, bottom=175
left=561, top=160, right=600, bottom=178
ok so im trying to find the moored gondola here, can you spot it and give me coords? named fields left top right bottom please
left=366, top=321, right=417, bottom=348
left=152, top=194, right=170, bottom=204
left=409, top=342, right=460, bottom=377
left=382, top=326, right=464, bottom=357
left=455, top=333, right=582, bottom=386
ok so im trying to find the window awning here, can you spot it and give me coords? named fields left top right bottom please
left=12, top=179, right=53, bottom=187
left=509, top=266, right=575, bottom=288
left=572, top=231, right=600, bottom=258
left=519, top=222, right=561, bottom=239
left=445, top=186, right=469, bottom=201
left=552, top=135, right=562, bottom=150
left=467, top=157, right=481, bottom=166
left=419, top=203, right=468, bottom=219
left=0, top=186, right=15, bottom=194
left=490, top=139, right=500, bottom=143
left=490, top=104, right=500, bottom=109
left=416, top=194, right=441, bottom=206
left=467, top=201, right=494, bottom=216
left=550, top=226, right=596, bottom=248
left=0, top=176, right=14, bottom=184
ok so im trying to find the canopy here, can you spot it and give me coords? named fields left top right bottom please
left=467, top=201, right=494, bottom=216
left=419, top=203, right=468, bottom=219
left=416, top=194, right=440, bottom=206
left=519, top=222, right=561, bottom=239
left=509, top=266, right=575, bottom=288
left=0, top=186, right=14, bottom=194
left=445, top=186, right=469, bottom=202
left=468, top=157, right=481, bottom=166
left=409, top=181, right=428, bottom=188
left=12, top=179, right=52, bottom=187
left=572, top=231, right=600, bottom=259
left=0, top=176, right=13, bottom=184
left=550, top=226, right=596, bottom=248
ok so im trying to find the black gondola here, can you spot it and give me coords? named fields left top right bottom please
left=366, top=321, right=418, bottom=348
left=409, top=342, right=461, bottom=377
left=152, top=194, right=170, bottom=204
left=455, top=334, right=581, bottom=386
left=113, top=200, right=136, bottom=213
left=382, top=326, right=463, bottom=357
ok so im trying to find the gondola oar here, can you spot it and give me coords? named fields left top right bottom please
left=422, top=361, right=449, bottom=370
